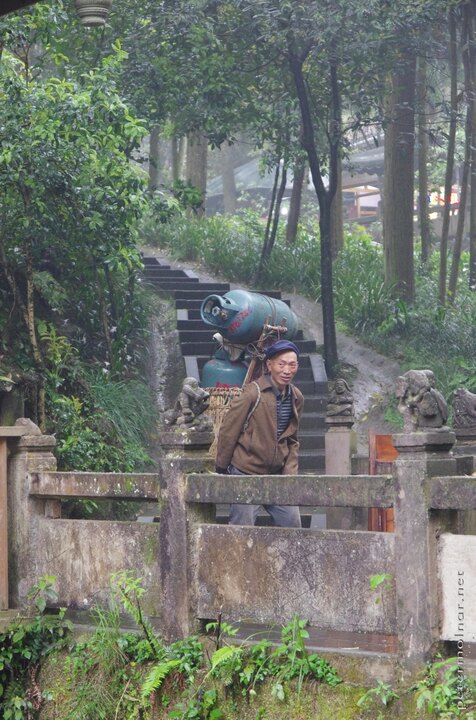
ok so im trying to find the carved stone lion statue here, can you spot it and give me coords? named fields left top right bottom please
left=453, top=387, right=476, bottom=429
left=396, top=369, right=448, bottom=431
left=327, top=378, right=354, bottom=418
left=164, top=377, right=213, bottom=431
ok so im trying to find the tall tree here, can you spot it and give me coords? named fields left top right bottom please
left=417, top=53, right=431, bottom=265
left=383, top=54, right=417, bottom=301
left=286, top=155, right=307, bottom=244
left=439, top=7, right=459, bottom=304
left=466, top=0, right=476, bottom=289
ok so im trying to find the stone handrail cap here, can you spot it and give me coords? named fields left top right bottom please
left=392, top=429, right=455, bottom=452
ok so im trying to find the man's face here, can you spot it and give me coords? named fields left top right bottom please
left=266, top=350, right=299, bottom=391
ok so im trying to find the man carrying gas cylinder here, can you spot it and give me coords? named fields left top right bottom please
left=215, top=339, right=303, bottom=527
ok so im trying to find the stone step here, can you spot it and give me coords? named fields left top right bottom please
left=151, top=281, right=231, bottom=294
left=141, top=256, right=166, bottom=266
left=143, top=268, right=197, bottom=279
left=299, top=432, right=326, bottom=450
left=300, top=412, right=326, bottom=431
left=144, top=277, right=201, bottom=288
left=299, top=394, right=328, bottom=411
left=299, top=451, right=326, bottom=471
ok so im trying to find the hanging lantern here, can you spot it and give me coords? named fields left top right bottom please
left=74, top=0, right=112, bottom=27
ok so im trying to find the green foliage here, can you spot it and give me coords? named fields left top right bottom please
left=333, top=230, right=396, bottom=335
left=110, top=571, right=165, bottom=661
left=172, top=180, right=205, bottom=213
left=268, top=616, right=342, bottom=691
left=169, top=636, right=204, bottom=683
left=64, top=602, right=142, bottom=720
left=0, top=577, right=71, bottom=720
left=140, top=659, right=181, bottom=704
left=64, top=574, right=206, bottom=719
left=413, top=657, right=476, bottom=718
left=48, top=393, right=151, bottom=473
left=209, top=615, right=341, bottom=702
left=357, top=657, right=476, bottom=718
left=156, top=212, right=321, bottom=292
left=205, top=618, right=239, bottom=650
left=170, top=688, right=222, bottom=720
left=370, top=573, right=394, bottom=604
left=0, top=7, right=156, bottom=473
left=357, top=680, right=400, bottom=710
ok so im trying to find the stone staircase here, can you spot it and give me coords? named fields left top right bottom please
left=142, top=255, right=328, bottom=473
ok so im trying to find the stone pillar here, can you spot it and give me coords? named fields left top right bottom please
left=7, top=419, right=57, bottom=607
left=392, top=429, right=456, bottom=674
left=158, top=429, right=214, bottom=642
left=324, top=417, right=357, bottom=529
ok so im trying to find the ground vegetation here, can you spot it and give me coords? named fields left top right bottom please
left=1, top=574, right=474, bottom=719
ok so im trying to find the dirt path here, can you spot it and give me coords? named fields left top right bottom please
left=144, top=248, right=403, bottom=451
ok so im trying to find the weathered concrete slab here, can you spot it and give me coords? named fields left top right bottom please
left=439, top=533, right=476, bottom=642
left=35, top=519, right=161, bottom=616
left=195, top=526, right=396, bottom=633
left=427, top=476, right=476, bottom=510
left=29, top=472, right=160, bottom=500
left=186, top=474, right=395, bottom=507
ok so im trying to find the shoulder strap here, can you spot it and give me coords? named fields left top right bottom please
left=242, top=381, right=261, bottom=431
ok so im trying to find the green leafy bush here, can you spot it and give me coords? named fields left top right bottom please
left=0, top=577, right=71, bottom=720
left=47, top=394, right=151, bottom=473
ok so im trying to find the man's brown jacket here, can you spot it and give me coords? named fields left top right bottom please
left=215, top=374, right=304, bottom=475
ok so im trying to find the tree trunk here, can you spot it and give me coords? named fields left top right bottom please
left=383, top=55, right=416, bottom=301
left=24, top=237, right=46, bottom=430
left=467, top=2, right=476, bottom=289
left=148, top=125, right=160, bottom=194
left=254, top=162, right=287, bottom=284
left=171, top=136, right=187, bottom=183
left=286, top=157, right=306, bottom=244
left=171, top=137, right=179, bottom=183
left=330, top=154, right=343, bottom=258
left=439, top=8, right=458, bottom=304
left=178, top=137, right=187, bottom=180
left=417, top=54, right=431, bottom=264
left=289, top=50, right=339, bottom=375
left=448, top=98, right=471, bottom=301
left=267, top=165, right=287, bottom=260
left=186, top=130, right=208, bottom=217
left=0, top=236, right=45, bottom=427
left=221, top=142, right=238, bottom=213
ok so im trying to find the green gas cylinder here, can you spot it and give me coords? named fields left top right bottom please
left=200, top=289, right=299, bottom=343
left=201, top=347, right=248, bottom=388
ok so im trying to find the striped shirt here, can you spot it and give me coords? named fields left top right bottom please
left=275, top=384, right=293, bottom=438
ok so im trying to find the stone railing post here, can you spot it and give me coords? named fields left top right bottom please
left=325, top=416, right=357, bottom=529
left=392, top=429, right=456, bottom=674
left=158, top=429, right=214, bottom=642
left=7, top=419, right=57, bottom=608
